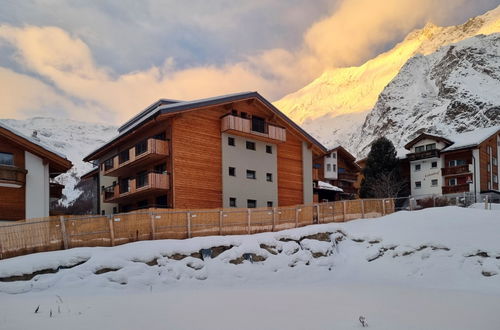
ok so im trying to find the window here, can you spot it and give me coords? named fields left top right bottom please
left=229, top=167, right=236, bottom=176
left=246, top=170, right=256, bottom=179
left=246, top=141, right=256, bottom=150
left=251, top=116, right=266, bottom=133
left=449, top=160, right=467, bottom=167
left=267, top=201, right=273, bottom=208
left=247, top=199, right=257, bottom=208
left=332, top=152, right=336, bottom=159
left=449, top=178, right=457, bottom=186
left=231, top=109, right=238, bottom=116
left=487, top=164, right=491, bottom=172
left=431, top=161, right=438, bottom=168
left=326, top=153, right=331, bottom=158
left=135, top=140, right=148, bottom=156
left=493, top=157, right=498, bottom=166
left=119, top=150, right=130, bottom=164
left=431, top=179, right=438, bottom=186
left=119, top=178, right=130, bottom=193
left=415, top=181, right=422, bottom=189
left=327, top=164, right=332, bottom=172
left=266, top=173, right=273, bottom=182
left=266, top=145, right=272, bottom=154
left=415, top=146, right=425, bottom=153
left=0, top=152, right=14, bottom=166
left=425, top=143, right=436, bottom=151
left=333, top=164, right=337, bottom=172
left=228, top=137, right=235, bottom=146
left=229, top=197, right=237, bottom=207
left=415, top=164, right=421, bottom=171
left=154, top=163, right=166, bottom=174
left=493, top=174, right=498, bottom=184
left=136, top=171, right=148, bottom=188
left=103, top=158, right=114, bottom=171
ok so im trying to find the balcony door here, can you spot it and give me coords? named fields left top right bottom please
left=251, top=116, right=266, bottom=133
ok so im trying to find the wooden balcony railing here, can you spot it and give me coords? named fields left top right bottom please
left=221, top=114, right=286, bottom=143
left=103, top=172, right=169, bottom=203
left=49, top=182, right=65, bottom=199
left=103, top=138, right=169, bottom=177
left=441, top=164, right=471, bottom=176
left=407, top=149, right=440, bottom=161
left=338, top=172, right=358, bottom=182
left=0, top=165, right=27, bottom=188
left=442, top=184, right=469, bottom=195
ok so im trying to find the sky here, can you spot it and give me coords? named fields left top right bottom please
left=0, top=0, right=499, bottom=124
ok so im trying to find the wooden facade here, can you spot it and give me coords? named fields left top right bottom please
left=84, top=92, right=325, bottom=213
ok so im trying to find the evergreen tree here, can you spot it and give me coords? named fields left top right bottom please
left=360, top=137, right=400, bottom=198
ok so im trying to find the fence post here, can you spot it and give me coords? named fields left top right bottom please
left=342, top=201, right=347, bottom=222
left=247, top=209, right=251, bottom=234
left=219, top=210, right=223, bottom=235
left=409, top=198, right=414, bottom=211
left=433, top=195, right=436, bottom=208
left=316, top=204, right=321, bottom=224
left=295, top=207, right=299, bottom=228
left=484, top=195, right=489, bottom=210
left=187, top=211, right=191, bottom=238
left=59, top=216, right=69, bottom=250
left=361, top=200, right=365, bottom=218
left=108, top=216, right=115, bottom=247
left=150, top=213, right=156, bottom=240
left=382, top=199, right=386, bottom=216
left=272, top=207, right=276, bottom=231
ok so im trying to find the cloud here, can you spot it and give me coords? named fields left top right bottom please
left=0, top=0, right=498, bottom=124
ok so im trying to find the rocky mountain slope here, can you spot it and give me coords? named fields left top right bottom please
left=353, top=33, right=500, bottom=156
left=0, top=117, right=117, bottom=205
left=274, top=5, right=500, bottom=152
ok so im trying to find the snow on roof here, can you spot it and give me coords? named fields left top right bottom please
left=0, top=121, right=68, bottom=160
left=443, top=126, right=500, bottom=152
left=317, top=181, right=343, bottom=192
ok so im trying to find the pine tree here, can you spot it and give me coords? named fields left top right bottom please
left=360, top=137, right=400, bottom=198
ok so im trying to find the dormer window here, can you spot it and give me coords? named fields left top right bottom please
left=0, top=152, right=14, bottom=166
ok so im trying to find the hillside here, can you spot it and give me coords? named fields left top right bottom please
left=274, top=5, right=500, bottom=153
left=0, top=206, right=499, bottom=329
left=0, top=117, right=117, bottom=205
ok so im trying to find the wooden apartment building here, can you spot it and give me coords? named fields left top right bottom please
left=83, top=92, right=326, bottom=214
left=404, top=126, right=500, bottom=199
left=312, top=146, right=361, bottom=201
left=0, top=123, right=72, bottom=220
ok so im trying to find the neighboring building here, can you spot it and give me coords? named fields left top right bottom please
left=0, top=123, right=72, bottom=220
left=80, top=167, right=99, bottom=215
left=404, top=126, right=500, bottom=200
left=313, top=146, right=361, bottom=201
left=83, top=92, right=326, bottom=214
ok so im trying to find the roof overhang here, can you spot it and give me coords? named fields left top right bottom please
left=404, top=133, right=453, bottom=150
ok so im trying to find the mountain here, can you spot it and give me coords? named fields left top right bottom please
left=0, top=117, right=117, bottom=205
left=353, top=33, right=500, bottom=156
left=274, top=5, right=500, bottom=152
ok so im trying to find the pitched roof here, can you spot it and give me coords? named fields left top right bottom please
left=0, top=122, right=72, bottom=173
left=84, top=91, right=326, bottom=161
left=442, top=126, right=500, bottom=152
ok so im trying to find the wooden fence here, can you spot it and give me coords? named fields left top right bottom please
left=0, top=199, right=395, bottom=260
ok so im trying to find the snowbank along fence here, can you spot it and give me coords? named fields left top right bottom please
left=0, top=199, right=397, bottom=259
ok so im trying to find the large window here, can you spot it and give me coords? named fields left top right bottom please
left=425, top=143, right=436, bottom=151
left=119, top=178, right=130, bottom=193
left=103, top=158, right=114, bottom=171
left=0, top=152, right=14, bottom=166
left=136, top=171, right=148, bottom=188
left=251, top=116, right=266, bottom=133
left=135, top=140, right=148, bottom=156
left=119, top=149, right=130, bottom=164
left=415, top=146, right=425, bottom=153
left=448, top=160, right=467, bottom=167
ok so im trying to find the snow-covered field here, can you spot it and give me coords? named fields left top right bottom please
left=0, top=206, right=499, bottom=329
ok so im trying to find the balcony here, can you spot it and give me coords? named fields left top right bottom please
left=338, top=172, right=358, bottom=182
left=442, top=184, right=469, bottom=195
left=407, top=149, right=440, bottom=161
left=49, top=182, right=65, bottom=200
left=103, top=172, right=169, bottom=203
left=441, top=164, right=472, bottom=176
left=0, top=165, right=27, bottom=188
left=103, top=138, right=169, bottom=177
left=221, top=114, right=286, bottom=143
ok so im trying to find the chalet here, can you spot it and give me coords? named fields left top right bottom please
left=83, top=92, right=326, bottom=214
left=312, top=146, right=361, bottom=201
left=0, top=123, right=72, bottom=220
left=404, top=126, right=500, bottom=200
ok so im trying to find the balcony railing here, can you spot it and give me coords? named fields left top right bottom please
left=103, top=138, right=169, bottom=177
left=103, top=172, right=169, bottom=203
left=441, top=164, right=471, bottom=176
left=338, top=172, right=358, bottom=182
left=407, top=149, right=440, bottom=161
left=442, top=184, right=469, bottom=195
left=49, top=182, right=65, bottom=199
left=221, top=114, right=286, bottom=143
left=0, top=165, right=27, bottom=188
